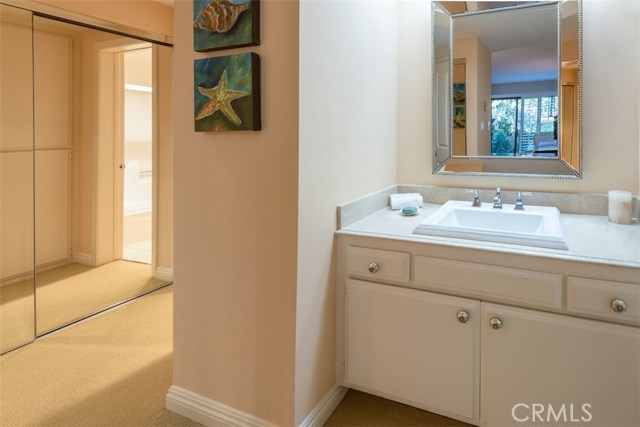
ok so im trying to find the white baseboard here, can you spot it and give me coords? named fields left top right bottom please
left=298, top=385, right=347, bottom=427
left=154, top=267, right=173, bottom=281
left=166, top=385, right=278, bottom=427
left=72, top=252, right=93, bottom=266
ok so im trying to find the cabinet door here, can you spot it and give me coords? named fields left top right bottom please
left=482, top=303, right=640, bottom=427
left=346, top=279, right=480, bottom=422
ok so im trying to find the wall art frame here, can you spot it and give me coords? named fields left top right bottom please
left=194, top=52, right=261, bottom=132
left=193, top=0, right=260, bottom=52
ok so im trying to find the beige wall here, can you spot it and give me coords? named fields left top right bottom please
left=297, top=0, right=399, bottom=424
left=398, top=0, right=640, bottom=195
left=454, top=37, right=478, bottom=156
left=452, top=36, right=492, bottom=157
left=172, top=0, right=299, bottom=425
left=74, top=30, right=116, bottom=259
left=35, top=0, right=173, bottom=38
left=476, top=38, right=491, bottom=156
left=155, top=45, right=173, bottom=273
left=174, top=0, right=398, bottom=423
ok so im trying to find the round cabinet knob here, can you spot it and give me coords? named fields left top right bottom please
left=457, top=310, right=469, bottom=323
left=489, top=317, right=503, bottom=330
left=368, top=262, right=379, bottom=274
left=610, top=299, right=627, bottom=313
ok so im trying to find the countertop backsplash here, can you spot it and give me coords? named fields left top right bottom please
left=338, top=185, right=639, bottom=229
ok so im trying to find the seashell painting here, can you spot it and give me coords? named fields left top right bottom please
left=193, top=0, right=260, bottom=52
left=194, top=0, right=249, bottom=34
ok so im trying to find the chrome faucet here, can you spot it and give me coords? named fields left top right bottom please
left=514, top=192, right=525, bottom=210
left=514, top=191, right=532, bottom=211
left=493, top=187, right=502, bottom=209
left=465, top=189, right=482, bottom=207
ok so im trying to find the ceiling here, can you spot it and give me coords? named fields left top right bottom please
left=453, top=3, right=559, bottom=84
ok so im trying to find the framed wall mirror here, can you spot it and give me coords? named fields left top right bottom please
left=432, top=0, right=582, bottom=178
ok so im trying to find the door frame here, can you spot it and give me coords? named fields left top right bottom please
left=94, top=39, right=158, bottom=273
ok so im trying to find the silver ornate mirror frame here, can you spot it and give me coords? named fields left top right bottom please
left=432, top=0, right=582, bottom=178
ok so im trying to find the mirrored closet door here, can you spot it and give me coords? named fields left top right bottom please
left=0, top=4, right=36, bottom=353
left=1, top=7, right=173, bottom=353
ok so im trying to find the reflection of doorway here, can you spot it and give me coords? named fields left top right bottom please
left=96, top=41, right=157, bottom=270
left=452, top=60, right=467, bottom=156
left=120, top=48, right=153, bottom=265
left=1, top=9, right=172, bottom=354
left=434, top=58, right=450, bottom=165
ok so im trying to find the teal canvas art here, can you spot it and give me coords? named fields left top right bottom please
left=193, top=0, right=259, bottom=52
left=194, top=53, right=261, bottom=132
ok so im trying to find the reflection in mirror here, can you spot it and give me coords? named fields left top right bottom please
left=432, top=1, right=582, bottom=177
left=30, top=16, right=171, bottom=336
left=1, top=5, right=173, bottom=354
left=1, top=4, right=36, bottom=353
left=459, top=3, right=557, bottom=158
left=453, top=60, right=467, bottom=155
left=560, top=0, right=580, bottom=172
left=433, top=2, right=452, bottom=169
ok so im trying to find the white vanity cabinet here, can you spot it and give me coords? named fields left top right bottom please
left=345, top=279, right=480, bottom=423
left=336, top=235, right=640, bottom=427
left=481, top=303, right=640, bottom=427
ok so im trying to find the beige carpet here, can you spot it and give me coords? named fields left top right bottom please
left=0, top=285, right=201, bottom=427
left=2, top=283, right=472, bottom=427
left=325, top=389, right=475, bottom=427
left=0, top=277, right=35, bottom=353
left=1, top=259, right=167, bottom=353
left=35, top=260, right=166, bottom=334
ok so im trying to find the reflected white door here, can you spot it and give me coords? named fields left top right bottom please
left=434, top=59, right=451, bottom=166
left=121, top=48, right=153, bottom=264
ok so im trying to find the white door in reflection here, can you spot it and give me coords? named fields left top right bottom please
left=121, top=48, right=153, bottom=264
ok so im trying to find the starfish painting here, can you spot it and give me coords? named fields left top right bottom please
left=194, top=53, right=260, bottom=132
left=195, top=69, right=249, bottom=126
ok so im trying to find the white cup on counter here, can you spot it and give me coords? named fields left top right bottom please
left=608, top=190, right=632, bottom=225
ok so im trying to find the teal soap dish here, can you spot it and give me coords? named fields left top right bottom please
left=400, top=206, right=420, bottom=216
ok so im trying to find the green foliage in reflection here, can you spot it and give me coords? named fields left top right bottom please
left=491, top=99, right=516, bottom=156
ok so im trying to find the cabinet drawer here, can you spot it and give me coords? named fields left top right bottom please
left=415, top=256, right=562, bottom=308
left=347, top=246, right=410, bottom=283
left=567, top=277, right=640, bottom=323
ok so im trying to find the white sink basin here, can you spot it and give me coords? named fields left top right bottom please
left=413, top=200, right=568, bottom=250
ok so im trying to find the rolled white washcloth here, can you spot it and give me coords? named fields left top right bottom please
left=389, top=193, right=423, bottom=210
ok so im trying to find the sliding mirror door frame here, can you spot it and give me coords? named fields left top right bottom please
left=0, top=4, right=36, bottom=354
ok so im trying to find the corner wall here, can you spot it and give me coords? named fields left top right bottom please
left=398, top=0, right=640, bottom=195
left=297, top=0, right=399, bottom=424
left=171, top=0, right=299, bottom=425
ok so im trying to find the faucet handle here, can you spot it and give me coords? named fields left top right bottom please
left=465, top=189, right=482, bottom=207
left=493, top=187, right=502, bottom=209
left=514, top=191, right=533, bottom=211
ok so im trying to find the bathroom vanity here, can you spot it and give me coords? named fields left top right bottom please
left=335, top=198, right=639, bottom=426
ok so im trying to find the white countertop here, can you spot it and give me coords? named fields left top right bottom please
left=337, top=203, right=640, bottom=269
